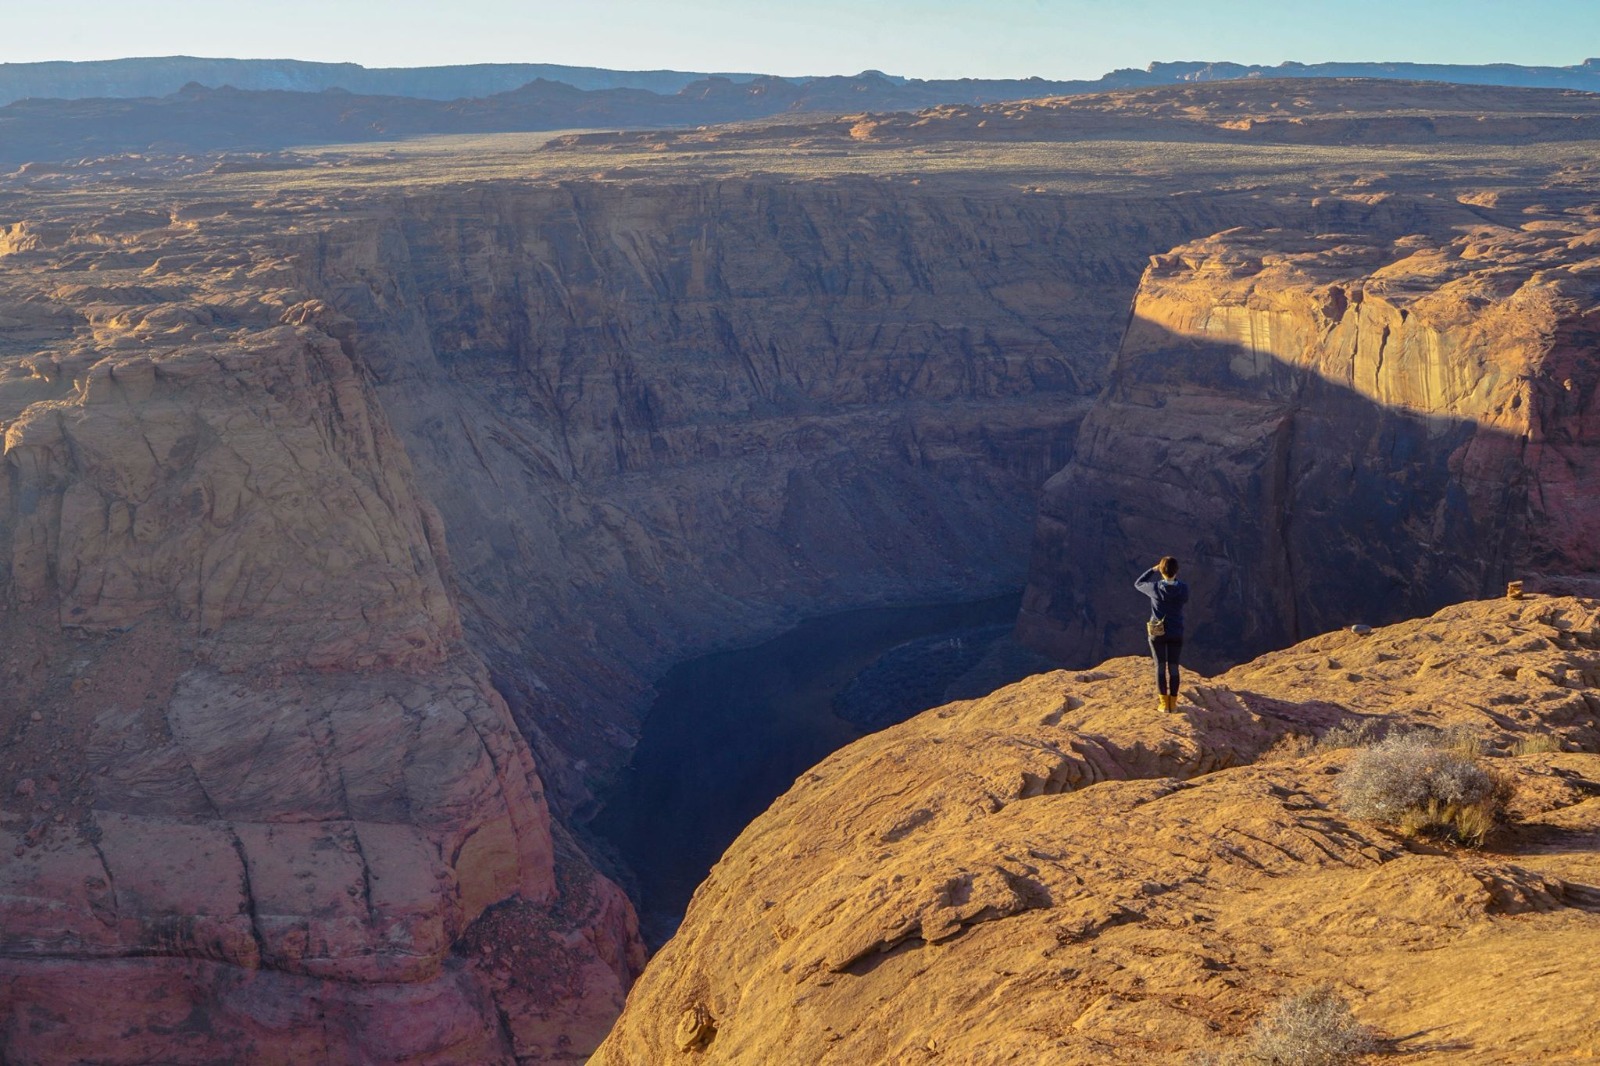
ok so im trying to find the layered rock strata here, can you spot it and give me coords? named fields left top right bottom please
left=305, top=179, right=1281, bottom=813
left=1020, top=220, right=1600, bottom=669
left=0, top=283, right=640, bottom=1060
left=1, top=170, right=1261, bottom=1062
left=5, top=83, right=1600, bottom=1060
left=0, top=167, right=1255, bottom=1061
left=594, top=594, right=1600, bottom=1064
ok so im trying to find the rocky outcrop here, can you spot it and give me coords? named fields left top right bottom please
left=1020, top=222, right=1600, bottom=669
left=0, top=265, right=641, bottom=1061
left=593, top=594, right=1600, bottom=1064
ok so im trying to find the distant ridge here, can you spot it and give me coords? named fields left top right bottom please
left=1128, top=57, right=1600, bottom=89
left=6, top=64, right=1600, bottom=170
left=2, top=55, right=1599, bottom=109
left=0, top=56, right=773, bottom=106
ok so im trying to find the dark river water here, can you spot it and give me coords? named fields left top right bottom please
left=588, top=592, right=1053, bottom=945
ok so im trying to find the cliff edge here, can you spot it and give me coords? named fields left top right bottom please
left=0, top=234, right=643, bottom=1061
left=594, top=594, right=1600, bottom=1063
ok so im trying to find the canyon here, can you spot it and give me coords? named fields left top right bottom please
left=1, top=78, right=1598, bottom=1061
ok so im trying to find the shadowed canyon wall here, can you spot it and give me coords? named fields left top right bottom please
left=298, top=178, right=1314, bottom=815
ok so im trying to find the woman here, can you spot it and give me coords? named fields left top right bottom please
left=1135, top=557, right=1189, bottom=712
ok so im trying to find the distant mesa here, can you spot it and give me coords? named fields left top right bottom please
left=2, top=55, right=1599, bottom=110
left=5, top=56, right=1600, bottom=169
left=0, top=55, right=774, bottom=106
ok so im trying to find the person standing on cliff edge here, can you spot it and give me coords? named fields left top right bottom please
left=1136, top=557, right=1189, bottom=713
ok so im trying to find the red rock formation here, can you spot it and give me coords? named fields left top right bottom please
left=0, top=295, right=641, bottom=1060
left=1, top=162, right=1282, bottom=1065
left=5, top=80, right=1600, bottom=1060
left=593, top=595, right=1600, bottom=1064
left=1020, top=222, right=1600, bottom=669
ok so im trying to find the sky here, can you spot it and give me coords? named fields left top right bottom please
left=2, top=0, right=1597, bottom=81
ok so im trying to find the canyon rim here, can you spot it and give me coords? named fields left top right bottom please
left=1, top=57, right=1599, bottom=1065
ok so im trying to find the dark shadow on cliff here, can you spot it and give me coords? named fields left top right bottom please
left=1017, top=315, right=1540, bottom=674
left=587, top=594, right=1043, bottom=947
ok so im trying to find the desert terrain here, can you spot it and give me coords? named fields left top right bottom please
left=1, top=76, right=1598, bottom=1062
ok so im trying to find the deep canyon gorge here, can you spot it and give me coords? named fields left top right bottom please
left=2, top=79, right=1599, bottom=1062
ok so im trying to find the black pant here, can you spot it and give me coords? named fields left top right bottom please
left=1149, top=636, right=1182, bottom=696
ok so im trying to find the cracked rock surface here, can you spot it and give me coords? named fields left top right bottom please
left=593, top=595, right=1600, bottom=1064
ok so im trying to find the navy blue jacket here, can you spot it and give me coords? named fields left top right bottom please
left=1135, top=568, right=1189, bottom=639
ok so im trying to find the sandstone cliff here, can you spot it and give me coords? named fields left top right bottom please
left=594, top=594, right=1600, bottom=1063
left=6, top=81, right=1600, bottom=1061
left=0, top=162, right=1274, bottom=1062
left=0, top=166, right=1256, bottom=1062
left=0, top=226, right=641, bottom=1061
left=1020, top=219, right=1600, bottom=670
left=303, top=178, right=1279, bottom=814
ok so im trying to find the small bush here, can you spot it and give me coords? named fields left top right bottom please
left=1436, top=723, right=1485, bottom=758
left=1315, top=719, right=1386, bottom=752
left=1247, top=985, right=1382, bottom=1065
left=1338, top=732, right=1512, bottom=846
left=1189, top=985, right=1381, bottom=1065
left=1318, top=721, right=1484, bottom=757
left=1511, top=733, right=1563, bottom=756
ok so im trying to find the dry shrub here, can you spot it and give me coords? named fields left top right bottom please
left=1315, top=719, right=1384, bottom=752
left=1512, top=733, right=1563, bottom=756
left=1318, top=721, right=1483, bottom=757
left=1436, top=723, right=1485, bottom=758
left=1189, top=985, right=1381, bottom=1065
left=1338, top=732, right=1512, bottom=846
left=1246, top=985, right=1382, bottom=1065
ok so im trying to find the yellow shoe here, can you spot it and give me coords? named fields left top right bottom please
left=1156, top=697, right=1169, bottom=713
left=1164, top=694, right=1179, bottom=712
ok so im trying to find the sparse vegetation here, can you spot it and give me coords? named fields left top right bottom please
left=1190, top=985, right=1382, bottom=1066
left=1512, top=733, right=1564, bottom=756
left=1337, top=731, right=1513, bottom=845
left=1316, top=719, right=1481, bottom=756
left=1436, top=723, right=1486, bottom=759
left=1315, top=719, right=1385, bottom=752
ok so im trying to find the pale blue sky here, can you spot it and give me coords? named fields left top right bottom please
left=3, top=0, right=1597, bottom=80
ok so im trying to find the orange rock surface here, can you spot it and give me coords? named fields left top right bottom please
left=594, top=595, right=1600, bottom=1064
left=0, top=280, right=642, bottom=1060
left=1020, top=221, right=1600, bottom=670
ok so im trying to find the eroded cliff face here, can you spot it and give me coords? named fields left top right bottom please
left=0, top=174, right=1282, bottom=1061
left=0, top=242, right=640, bottom=1061
left=6, top=101, right=1599, bottom=1060
left=1019, top=218, right=1600, bottom=669
left=299, top=179, right=1396, bottom=813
